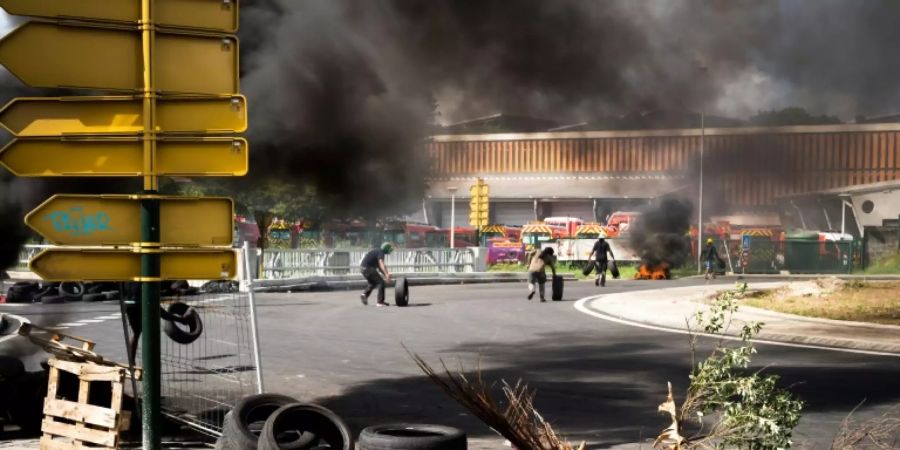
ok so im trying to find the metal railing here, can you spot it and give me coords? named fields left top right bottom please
left=260, top=247, right=476, bottom=279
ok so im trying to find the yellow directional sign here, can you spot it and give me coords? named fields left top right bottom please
left=0, top=22, right=239, bottom=94
left=26, top=195, right=234, bottom=247
left=30, top=248, right=238, bottom=281
left=0, top=137, right=249, bottom=177
left=0, top=0, right=239, bottom=33
left=0, top=96, right=248, bottom=137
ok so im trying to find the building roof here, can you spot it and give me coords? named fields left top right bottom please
left=425, top=174, right=687, bottom=200
left=442, top=113, right=560, bottom=134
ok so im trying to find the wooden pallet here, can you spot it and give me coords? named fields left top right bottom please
left=40, top=358, right=133, bottom=450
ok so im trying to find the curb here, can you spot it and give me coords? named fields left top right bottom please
left=575, top=286, right=900, bottom=357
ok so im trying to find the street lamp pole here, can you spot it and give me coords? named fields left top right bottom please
left=696, top=65, right=709, bottom=273
left=697, top=111, right=705, bottom=272
left=448, top=187, right=458, bottom=248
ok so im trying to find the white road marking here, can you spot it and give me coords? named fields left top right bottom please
left=57, top=322, right=85, bottom=327
left=78, top=319, right=104, bottom=324
left=573, top=295, right=900, bottom=358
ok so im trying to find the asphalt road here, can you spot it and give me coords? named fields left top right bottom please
left=2, top=278, right=899, bottom=449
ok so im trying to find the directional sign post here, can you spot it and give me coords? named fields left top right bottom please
left=0, top=0, right=246, bottom=447
left=26, top=195, right=235, bottom=246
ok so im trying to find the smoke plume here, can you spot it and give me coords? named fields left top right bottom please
left=629, top=199, right=693, bottom=268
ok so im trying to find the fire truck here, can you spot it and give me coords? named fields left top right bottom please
left=479, top=225, right=522, bottom=245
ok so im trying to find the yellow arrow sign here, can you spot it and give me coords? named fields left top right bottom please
left=30, top=248, right=238, bottom=281
left=0, top=96, right=248, bottom=137
left=26, top=195, right=234, bottom=247
left=0, top=0, right=238, bottom=33
left=0, top=137, right=248, bottom=177
left=0, top=22, right=238, bottom=94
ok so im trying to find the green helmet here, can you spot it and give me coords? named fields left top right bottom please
left=381, top=242, right=394, bottom=254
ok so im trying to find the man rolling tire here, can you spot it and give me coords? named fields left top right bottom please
left=360, top=243, right=393, bottom=307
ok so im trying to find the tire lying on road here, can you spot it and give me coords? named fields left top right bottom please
left=217, top=394, right=298, bottom=450
left=394, top=277, right=409, bottom=307
left=60, top=282, right=85, bottom=300
left=259, top=403, right=351, bottom=450
left=163, top=302, right=203, bottom=344
left=358, top=424, right=466, bottom=450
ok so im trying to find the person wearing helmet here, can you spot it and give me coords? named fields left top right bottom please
left=703, top=238, right=719, bottom=280
left=588, top=233, right=615, bottom=287
left=527, top=247, right=557, bottom=302
left=360, top=242, right=394, bottom=306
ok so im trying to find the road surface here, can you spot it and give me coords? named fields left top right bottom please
left=2, top=278, right=898, bottom=448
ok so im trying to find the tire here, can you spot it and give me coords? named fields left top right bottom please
left=83, top=293, right=107, bottom=302
left=394, top=277, right=409, bottom=307
left=358, top=424, right=466, bottom=450
left=6, top=286, right=35, bottom=303
left=581, top=261, right=594, bottom=277
left=217, top=394, right=298, bottom=450
left=33, top=285, right=59, bottom=302
left=41, top=295, right=66, bottom=304
left=170, top=280, right=190, bottom=291
left=163, top=302, right=203, bottom=344
left=551, top=275, right=563, bottom=301
left=178, top=287, right=200, bottom=297
left=260, top=403, right=351, bottom=450
left=609, top=261, right=620, bottom=280
left=0, top=355, right=24, bottom=381
left=60, top=282, right=85, bottom=299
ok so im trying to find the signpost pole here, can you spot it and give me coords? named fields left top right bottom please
left=140, top=0, right=162, bottom=448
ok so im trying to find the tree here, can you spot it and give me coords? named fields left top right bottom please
left=167, top=178, right=326, bottom=249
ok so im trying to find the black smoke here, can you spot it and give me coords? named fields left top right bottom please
left=629, top=198, right=693, bottom=268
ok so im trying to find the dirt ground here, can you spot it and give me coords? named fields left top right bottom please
left=742, top=279, right=900, bottom=326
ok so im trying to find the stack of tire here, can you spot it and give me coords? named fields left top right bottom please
left=217, top=394, right=466, bottom=450
left=4, top=281, right=121, bottom=304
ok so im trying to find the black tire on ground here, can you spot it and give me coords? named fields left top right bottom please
left=6, top=286, right=36, bottom=303
left=394, top=277, right=409, bottom=307
left=358, top=424, right=466, bottom=450
left=170, top=280, right=190, bottom=291
left=216, top=394, right=298, bottom=450
left=60, top=282, right=85, bottom=299
left=102, top=290, right=120, bottom=300
left=163, top=302, right=203, bottom=344
left=260, top=403, right=351, bottom=450
left=609, top=261, right=620, bottom=279
left=41, top=295, right=66, bottom=304
left=551, top=275, right=564, bottom=301
left=0, top=355, right=25, bottom=381
left=178, top=287, right=200, bottom=296
left=33, top=285, right=59, bottom=302
left=82, top=293, right=107, bottom=302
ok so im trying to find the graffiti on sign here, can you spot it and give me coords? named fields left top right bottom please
left=46, top=207, right=111, bottom=237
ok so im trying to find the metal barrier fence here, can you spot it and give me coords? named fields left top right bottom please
left=260, top=247, right=476, bottom=279
left=151, top=291, right=260, bottom=437
left=714, top=239, right=858, bottom=274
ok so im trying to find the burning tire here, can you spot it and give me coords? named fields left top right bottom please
left=394, top=277, right=409, bottom=307
left=358, top=424, right=466, bottom=450
left=259, top=403, right=351, bottom=450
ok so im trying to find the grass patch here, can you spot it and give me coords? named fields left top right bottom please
left=861, top=252, right=900, bottom=274
left=742, top=280, right=900, bottom=325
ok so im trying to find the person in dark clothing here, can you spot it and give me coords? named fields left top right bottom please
left=360, top=242, right=394, bottom=306
left=703, top=238, right=719, bottom=280
left=527, top=247, right=557, bottom=302
left=588, top=234, right=615, bottom=287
